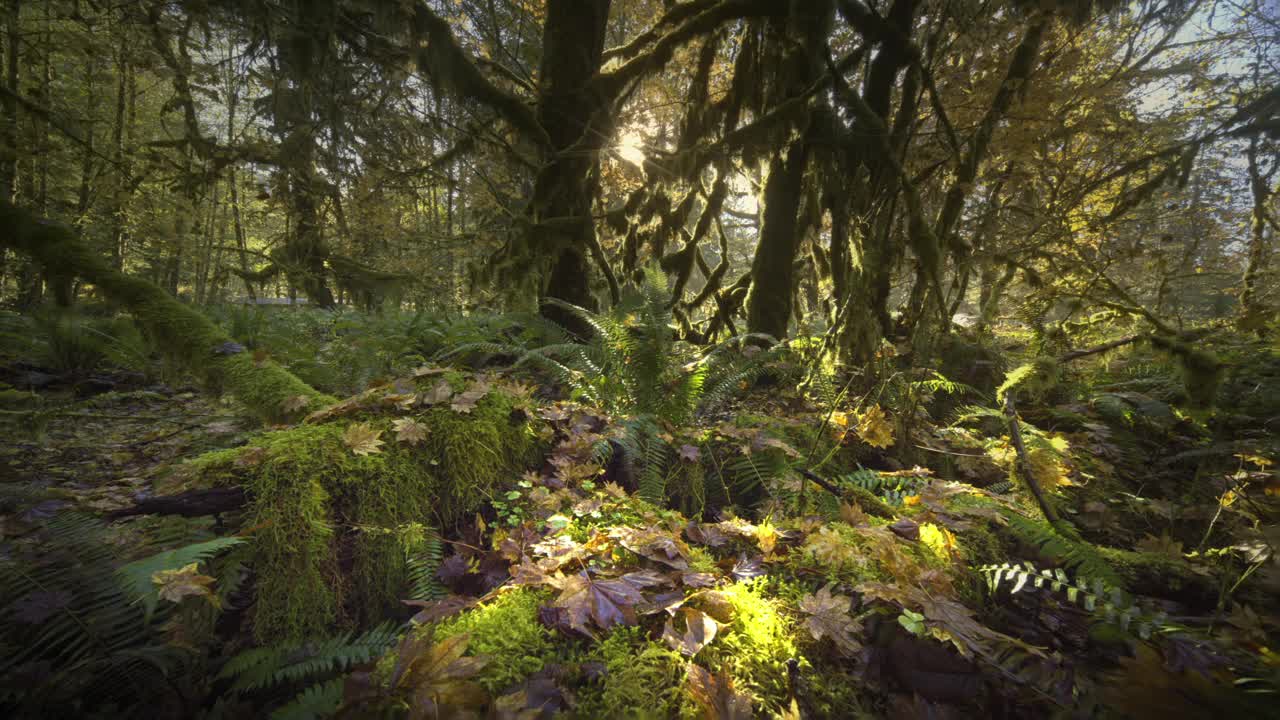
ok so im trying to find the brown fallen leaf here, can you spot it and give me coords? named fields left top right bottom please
left=422, top=380, right=454, bottom=405
left=686, top=664, right=753, bottom=720
left=662, top=607, right=719, bottom=657
left=152, top=563, right=217, bottom=606
left=343, top=422, right=385, bottom=456
left=798, top=584, right=862, bottom=656
left=393, top=417, right=429, bottom=446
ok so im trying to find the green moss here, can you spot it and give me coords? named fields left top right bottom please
left=215, top=386, right=543, bottom=642
left=687, top=547, right=718, bottom=574
left=431, top=588, right=559, bottom=693
left=577, top=626, right=685, bottom=719
left=697, top=580, right=799, bottom=714
left=0, top=388, right=40, bottom=408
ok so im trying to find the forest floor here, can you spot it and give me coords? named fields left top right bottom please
left=2, top=311, right=1279, bottom=719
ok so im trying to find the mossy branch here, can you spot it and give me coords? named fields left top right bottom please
left=0, top=201, right=332, bottom=423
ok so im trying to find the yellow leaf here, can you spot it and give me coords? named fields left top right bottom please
left=343, top=422, right=385, bottom=456
left=152, top=563, right=217, bottom=605
left=855, top=404, right=894, bottom=448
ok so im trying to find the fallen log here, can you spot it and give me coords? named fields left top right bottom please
left=107, top=486, right=247, bottom=520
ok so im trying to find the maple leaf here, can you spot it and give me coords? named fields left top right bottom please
left=662, top=607, right=719, bottom=656
left=280, top=394, right=311, bottom=413
left=393, top=417, right=429, bottom=446
left=422, top=380, right=454, bottom=405
left=451, top=381, right=490, bottom=414
left=855, top=404, right=894, bottom=448
left=798, top=584, right=862, bottom=656
left=731, top=554, right=766, bottom=581
left=610, top=526, right=690, bottom=569
left=152, top=563, right=217, bottom=605
left=343, top=423, right=385, bottom=455
left=547, top=570, right=667, bottom=634
left=681, top=572, right=717, bottom=588
left=1136, top=532, right=1183, bottom=558
left=686, top=664, right=753, bottom=720
left=386, top=632, right=489, bottom=720
left=805, top=527, right=857, bottom=568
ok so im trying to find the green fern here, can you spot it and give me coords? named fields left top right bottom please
left=981, top=561, right=1166, bottom=639
left=1001, top=513, right=1122, bottom=587
left=219, top=623, right=400, bottom=706
left=405, top=535, right=446, bottom=603
left=118, top=536, right=248, bottom=621
left=270, top=677, right=345, bottom=720
left=832, top=469, right=928, bottom=506
left=0, top=513, right=193, bottom=713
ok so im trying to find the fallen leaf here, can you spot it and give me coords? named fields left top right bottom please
left=152, top=563, right=217, bottom=605
left=889, top=518, right=920, bottom=542
left=663, top=607, right=719, bottom=656
left=394, top=417, right=430, bottom=446
left=547, top=569, right=667, bottom=635
left=731, top=554, right=766, bottom=581
left=386, top=632, right=489, bottom=720
left=422, top=380, right=454, bottom=405
left=343, top=423, right=385, bottom=456
left=451, top=381, right=490, bottom=414
left=856, top=404, right=895, bottom=448
left=686, top=664, right=753, bottom=720
left=798, top=584, right=862, bottom=656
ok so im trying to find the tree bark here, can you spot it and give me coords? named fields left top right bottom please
left=745, top=136, right=808, bottom=339
left=529, top=0, right=612, bottom=326
left=1239, top=135, right=1276, bottom=332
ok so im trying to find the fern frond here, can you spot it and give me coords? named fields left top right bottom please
left=1002, top=513, right=1121, bottom=587
left=981, top=561, right=1165, bottom=638
left=405, top=536, right=446, bottom=603
left=270, top=677, right=345, bottom=720
left=118, top=536, right=247, bottom=620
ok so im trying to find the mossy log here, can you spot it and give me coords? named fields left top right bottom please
left=176, top=372, right=545, bottom=642
left=0, top=201, right=331, bottom=423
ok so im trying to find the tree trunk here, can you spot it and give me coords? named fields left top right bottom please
left=0, top=201, right=331, bottom=422
left=745, top=137, right=808, bottom=340
left=275, top=0, right=336, bottom=308
left=1, top=0, right=17, bottom=203
left=1239, top=136, right=1275, bottom=333
left=530, top=0, right=611, bottom=326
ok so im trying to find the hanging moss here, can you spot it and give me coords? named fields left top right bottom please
left=1148, top=334, right=1223, bottom=409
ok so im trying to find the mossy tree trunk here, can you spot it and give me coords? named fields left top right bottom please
left=742, top=1, right=831, bottom=341
left=274, top=0, right=336, bottom=308
left=745, top=137, right=808, bottom=340
left=529, top=0, right=611, bottom=325
left=1240, top=135, right=1276, bottom=332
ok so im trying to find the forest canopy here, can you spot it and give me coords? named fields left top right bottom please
left=0, top=0, right=1278, bottom=718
